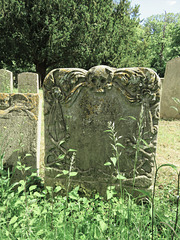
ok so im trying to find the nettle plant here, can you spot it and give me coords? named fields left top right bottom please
left=104, top=121, right=126, bottom=199
left=104, top=108, right=145, bottom=199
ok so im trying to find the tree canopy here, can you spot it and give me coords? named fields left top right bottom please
left=0, top=0, right=83, bottom=83
left=142, top=12, right=180, bottom=76
left=0, top=0, right=150, bottom=85
left=1, top=0, right=179, bottom=83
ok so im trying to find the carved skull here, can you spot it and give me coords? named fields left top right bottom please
left=86, top=65, right=114, bottom=92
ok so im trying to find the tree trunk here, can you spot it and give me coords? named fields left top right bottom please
left=36, top=62, right=47, bottom=87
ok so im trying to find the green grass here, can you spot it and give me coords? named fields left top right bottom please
left=156, top=119, right=180, bottom=189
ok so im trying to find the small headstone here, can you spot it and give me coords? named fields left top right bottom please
left=0, top=93, right=39, bottom=181
left=43, top=66, right=161, bottom=197
left=0, top=69, right=13, bottom=93
left=160, top=57, right=180, bottom=119
left=18, top=72, right=39, bottom=93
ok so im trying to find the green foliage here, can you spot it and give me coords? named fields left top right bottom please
left=0, top=0, right=80, bottom=82
left=0, top=0, right=149, bottom=84
left=170, top=14, right=180, bottom=58
left=1, top=0, right=180, bottom=79
left=0, top=168, right=179, bottom=239
left=108, top=0, right=150, bottom=68
left=143, top=13, right=180, bottom=76
left=104, top=121, right=126, bottom=197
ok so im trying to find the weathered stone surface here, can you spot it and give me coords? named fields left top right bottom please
left=43, top=66, right=161, bottom=196
left=0, top=69, right=13, bottom=93
left=0, top=93, right=39, bottom=181
left=160, top=57, right=180, bottom=119
left=18, top=72, right=39, bottom=93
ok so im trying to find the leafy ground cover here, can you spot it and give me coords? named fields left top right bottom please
left=0, top=169, right=179, bottom=239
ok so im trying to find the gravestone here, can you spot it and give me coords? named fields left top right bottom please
left=0, top=74, right=39, bottom=181
left=0, top=69, right=13, bottom=93
left=43, top=66, right=161, bottom=196
left=18, top=72, right=39, bottom=93
left=160, top=57, right=180, bottom=119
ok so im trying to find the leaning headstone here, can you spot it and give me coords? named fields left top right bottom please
left=160, top=57, right=180, bottom=119
left=18, top=72, right=39, bottom=93
left=0, top=69, right=13, bottom=93
left=43, top=66, right=161, bottom=197
left=0, top=88, right=39, bottom=181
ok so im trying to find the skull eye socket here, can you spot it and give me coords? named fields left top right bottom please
left=101, top=78, right=106, bottom=84
left=91, top=78, right=96, bottom=84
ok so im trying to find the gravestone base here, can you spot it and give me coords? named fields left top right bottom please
left=45, top=171, right=153, bottom=198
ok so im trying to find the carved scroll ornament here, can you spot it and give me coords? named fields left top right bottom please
left=44, top=66, right=160, bottom=105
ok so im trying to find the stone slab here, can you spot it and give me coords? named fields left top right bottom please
left=43, top=66, right=161, bottom=197
left=0, top=69, right=13, bottom=93
left=18, top=72, right=39, bottom=93
left=160, top=57, right=180, bottom=119
left=0, top=93, right=39, bottom=181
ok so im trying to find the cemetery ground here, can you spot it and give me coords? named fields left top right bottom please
left=156, top=119, right=180, bottom=191
left=0, top=90, right=179, bottom=239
